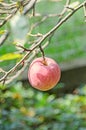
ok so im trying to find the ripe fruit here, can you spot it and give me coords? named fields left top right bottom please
left=28, top=57, right=61, bottom=91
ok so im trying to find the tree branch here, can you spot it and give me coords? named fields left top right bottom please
left=0, top=0, right=86, bottom=84
left=0, top=0, right=37, bottom=27
left=0, top=31, right=9, bottom=47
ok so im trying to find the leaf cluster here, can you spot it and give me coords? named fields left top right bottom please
left=0, top=83, right=86, bottom=130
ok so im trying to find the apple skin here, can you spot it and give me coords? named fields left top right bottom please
left=28, top=57, right=61, bottom=91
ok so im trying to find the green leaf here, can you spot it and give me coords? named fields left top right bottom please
left=0, top=30, right=6, bottom=35
left=0, top=53, right=22, bottom=61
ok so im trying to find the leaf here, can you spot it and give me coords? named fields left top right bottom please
left=0, top=30, right=6, bottom=35
left=0, top=53, right=22, bottom=61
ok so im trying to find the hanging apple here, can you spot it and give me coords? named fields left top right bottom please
left=28, top=57, right=61, bottom=91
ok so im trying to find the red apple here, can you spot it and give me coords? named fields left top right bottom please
left=28, top=57, right=61, bottom=91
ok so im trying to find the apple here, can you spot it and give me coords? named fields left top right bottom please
left=28, top=57, right=61, bottom=91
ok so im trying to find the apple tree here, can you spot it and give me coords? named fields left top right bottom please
left=0, top=0, right=86, bottom=86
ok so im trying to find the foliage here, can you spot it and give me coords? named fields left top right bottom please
left=0, top=82, right=86, bottom=130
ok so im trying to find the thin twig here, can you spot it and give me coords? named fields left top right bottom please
left=16, top=45, right=31, bottom=52
left=23, top=0, right=37, bottom=15
left=0, top=8, right=18, bottom=27
left=59, top=0, right=71, bottom=16
left=0, top=31, right=9, bottom=47
left=83, top=1, right=86, bottom=21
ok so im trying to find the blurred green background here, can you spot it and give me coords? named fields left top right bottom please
left=0, top=0, right=86, bottom=130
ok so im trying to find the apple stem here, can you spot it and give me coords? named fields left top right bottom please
left=39, top=45, right=47, bottom=65
left=42, top=58, right=47, bottom=66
